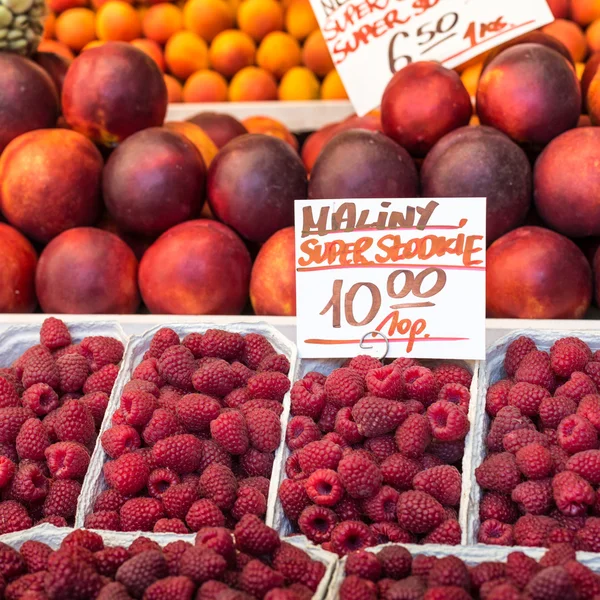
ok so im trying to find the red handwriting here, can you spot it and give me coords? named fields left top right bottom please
left=412, top=0, right=441, bottom=16
left=464, top=16, right=508, bottom=48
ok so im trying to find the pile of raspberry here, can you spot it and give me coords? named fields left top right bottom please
left=0, top=517, right=326, bottom=600
left=339, top=542, right=600, bottom=600
left=87, top=328, right=291, bottom=533
left=478, top=335, right=600, bottom=550
left=0, top=317, right=123, bottom=533
left=278, top=355, right=473, bottom=555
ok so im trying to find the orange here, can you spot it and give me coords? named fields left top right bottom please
left=96, top=1, right=142, bottom=42
left=320, top=69, right=347, bottom=99
left=285, top=0, right=317, bottom=41
left=43, top=12, right=56, bottom=39
left=237, top=0, right=284, bottom=42
left=164, top=121, right=219, bottom=166
left=183, top=0, right=234, bottom=42
left=131, top=38, right=165, bottom=71
left=301, top=29, right=333, bottom=77
left=256, top=31, right=301, bottom=78
left=587, top=19, right=600, bottom=53
left=164, top=74, right=183, bottom=102
left=278, top=65, right=319, bottom=99
left=183, top=69, right=229, bottom=101
left=165, top=31, right=209, bottom=79
left=55, top=8, right=96, bottom=52
left=209, top=29, right=256, bottom=78
left=142, top=3, right=183, bottom=45
left=460, top=62, right=483, bottom=98
left=543, top=19, right=588, bottom=62
left=229, top=66, right=278, bottom=100
left=36, top=39, right=75, bottom=60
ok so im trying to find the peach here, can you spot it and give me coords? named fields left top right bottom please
left=207, top=134, right=307, bottom=242
left=95, top=1, right=141, bottom=41
left=278, top=66, right=319, bottom=100
left=242, top=116, right=297, bottom=150
left=183, top=0, right=234, bottom=42
left=302, top=30, right=334, bottom=77
left=421, top=126, right=532, bottom=244
left=381, top=61, right=472, bottom=158
left=571, top=0, right=600, bottom=26
left=33, top=51, right=71, bottom=97
left=229, top=66, right=278, bottom=101
left=139, top=220, right=251, bottom=314
left=187, top=111, right=247, bottom=148
left=582, top=51, right=600, bottom=106
left=209, top=30, right=256, bottom=77
left=250, top=227, right=295, bottom=316
left=534, top=127, right=600, bottom=237
left=141, top=3, right=183, bottom=45
left=547, top=0, right=570, bottom=17
left=0, top=55, right=59, bottom=154
left=36, top=227, right=140, bottom=314
left=131, top=39, right=165, bottom=71
left=320, top=70, right=347, bottom=99
left=0, top=224, right=38, bottom=313
left=0, top=129, right=102, bottom=243
left=36, top=40, right=75, bottom=60
left=164, top=74, right=183, bottom=102
left=284, top=0, right=317, bottom=41
left=487, top=226, right=592, bottom=319
left=165, top=31, right=209, bottom=80
left=164, top=121, right=219, bottom=166
left=309, top=129, right=418, bottom=200
left=256, top=31, right=301, bottom=79
left=477, top=44, right=580, bottom=148
left=44, top=12, right=56, bottom=39
left=103, top=128, right=206, bottom=237
left=588, top=62, right=600, bottom=123
left=62, top=42, right=167, bottom=146
left=55, top=8, right=96, bottom=52
left=237, top=0, right=284, bottom=42
left=46, top=0, right=86, bottom=14
left=587, top=19, right=600, bottom=53
left=543, top=19, right=588, bottom=62
left=183, top=70, right=228, bottom=102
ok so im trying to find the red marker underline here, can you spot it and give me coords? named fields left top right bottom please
left=304, top=337, right=470, bottom=345
left=297, top=263, right=485, bottom=272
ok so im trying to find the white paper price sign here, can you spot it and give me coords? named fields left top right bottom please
left=314, top=0, right=555, bottom=115
left=294, top=198, right=486, bottom=360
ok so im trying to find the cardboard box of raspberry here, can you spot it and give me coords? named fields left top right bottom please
left=473, top=331, right=600, bottom=552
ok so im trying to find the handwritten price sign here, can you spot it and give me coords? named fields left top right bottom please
left=315, top=0, right=555, bottom=115
left=294, top=198, right=486, bottom=359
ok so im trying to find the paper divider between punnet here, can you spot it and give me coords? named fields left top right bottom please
left=76, top=321, right=299, bottom=534
left=267, top=357, right=480, bottom=548
left=325, top=541, right=600, bottom=600
left=467, top=328, right=600, bottom=547
left=0, top=321, right=129, bottom=542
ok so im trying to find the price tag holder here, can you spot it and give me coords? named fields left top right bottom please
left=314, top=0, right=555, bottom=115
left=294, top=198, right=486, bottom=360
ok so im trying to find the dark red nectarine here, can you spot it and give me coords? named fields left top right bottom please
left=187, top=112, right=247, bottom=149
left=0, top=224, right=37, bottom=313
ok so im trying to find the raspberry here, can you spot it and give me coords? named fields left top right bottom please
left=94, top=489, right=127, bottom=512
left=104, top=452, right=149, bottom=495
left=232, top=514, right=278, bottom=556
left=273, top=549, right=325, bottom=592
left=363, top=365, right=401, bottom=400
left=557, top=414, right=598, bottom=454
left=402, top=366, right=438, bottom=405
left=339, top=574, right=377, bottom=600
left=152, top=518, right=188, bottom=533
left=257, top=354, right=290, bottom=375
left=124, top=379, right=160, bottom=398
left=56, top=353, right=89, bottom=394
left=552, top=470, right=595, bottom=515
left=45, top=441, right=90, bottom=480
left=176, top=394, right=221, bottom=433
left=351, top=396, right=407, bottom=438
left=515, top=351, right=555, bottom=391
left=302, top=468, right=341, bottom=506
left=143, top=409, right=184, bottom=446
left=428, top=441, right=464, bottom=465
left=471, top=563, right=508, bottom=591
left=39, top=317, right=71, bottom=350
left=100, top=425, right=139, bottom=459
left=0, top=500, right=31, bottom=533
left=16, top=541, right=51, bottom=576
left=240, top=448, right=274, bottom=477
left=0, top=409, right=31, bottom=449
left=345, top=355, right=383, bottom=377
left=119, top=497, right=164, bottom=531
left=0, top=543, right=25, bottom=583
left=198, top=329, right=243, bottom=360
left=80, top=391, right=110, bottom=428
left=330, top=520, right=376, bottom=556
left=361, top=485, right=399, bottom=522
left=199, top=440, right=233, bottom=471
left=577, top=517, right=600, bottom=551
left=380, top=453, right=420, bottom=489
left=538, top=396, right=577, bottom=430
left=129, top=537, right=161, bottom=555
left=345, top=550, right=382, bottom=581
left=132, top=358, right=165, bottom=387
left=116, top=550, right=168, bottom=598
left=192, top=360, right=236, bottom=397
left=426, top=401, right=469, bottom=442
left=241, top=333, right=275, bottom=367
left=566, top=449, right=600, bottom=485
left=585, top=361, right=600, bottom=389
left=37, top=515, right=67, bottom=527
left=238, top=559, right=283, bottom=597
left=147, top=328, right=180, bottom=359
left=515, top=443, right=553, bottom=479
left=231, top=486, right=267, bottom=520
left=10, top=462, right=48, bottom=502
left=239, top=476, right=270, bottom=497
left=120, top=389, right=157, bottom=429
left=84, top=510, right=120, bottom=530
left=297, top=504, right=337, bottom=543
left=178, top=546, right=228, bottom=585
left=278, top=479, right=310, bottom=521
left=513, top=514, right=560, bottom=546
left=45, top=548, right=103, bottom=600
left=245, top=408, right=281, bottom=453
left=577, top=394, right=600, bottom=431
left=148, top=467, right=180, bottom=498
left=224, top=388, right=251, bottom=410
left=16, top=417, right=50, bottom=461
left=323, top=368, right=364, bottom=408
left=298, top=440, right=343, bottom=475
left=434, top=363, right=473, bottom=387
left=337, top=451, right=382, bottom=499
left=396, top=490, right=445, bottom=534
left=505, top=551, right=541, bottom=589
left=475, top=452, right=521, bottom=494
left=423, top=519, right=462, bottom=544
left=486, top=406, right=535, bottom=452
left=362, top=435, right=396, bottom=463
left=563, top=560, right=600, bottom=599
left=370, top=523, right=412, bottom=545
left=151, top=434, right=203, bottom=474
left=186, top=499, right=225, bottom=531
left=240, top=399, right=283, bottom=417
left=556, top=373, right=597, bottom=403
left=0, top=376, right=19, bottom=409
left=43, top=479, right=81, bottom=519
left=486, top=380, right=512, bottom=417
left=316, top=402, right=337, bottom=433
left=247, top=371, right=290, bottom=402
left=210, top=411, right=249, bottom=455
left=286, top=416, right=321, bottom=451
left=477, top=519, right=514, bottom=545
left=54, top=400, right=95, bottom=446
left=157, top=346, right=195, bottom=391
left=80, top=336, right=124, bottom=372
left=162, top=483, right=198, bottom=519
left=22, top=347, right=60, bottom=390
left=525, top=566, right=573, bottom=600
left=413, top=465, right=461, bottom=506
left=198, top=464, right=237, bottom=511
left=506, top=383, right=549, bottom=417
left=539, top=544, right=577, bottom=568
left=395, top=413, right=431, bottom=458
left=290, top=379, right=326, bottom=420
left=505, top=336, right=537, bottom=376
left=551, top=342, right=589, bottom=378
left=438, top=383, right=470, bottom=413
left=512, top=479, right=553, bottom=514
left=333, top=407, right=362, bottom=445
left=428, top=556, right=470, bottom=589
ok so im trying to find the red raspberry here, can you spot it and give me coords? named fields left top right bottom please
left=56, top=353, right=89, bottom=394
left=298, top=439, right=343, bottom=475
left=240, top=448, right=274, bottom=477
left=152, top=518, right=188, bottom=533
left=566, top=449, right=600, bottom=485
left=577, top=517, right=600, bottom=551
left=539, top=543, right=576, bottom=568
left=176, top=394, right=221, bottom=433
left=433, top=363, right=472, bottom=388
left=554, top=337, right=592, bottom=357
left=0, top=542, right=26, bottom=582
left=351, top=396, right=407, bottom=438
left=487, top=406, right=535, bottom=452
left=198, top=464, right=237, bottom=511
left=38, top=515, right=68, bottom=527
left=426, top=401, right=469, bottom=442
left=195, top=526, right=235, bottom=564
left=361, top=485, right=399, bottom=522
left=525, top=566, right=574, bottom=600
left=346, top=355, right=382, bottom=376
left=395, top=413, right=431, bottom=458
left=234, top=513, right=280, bottom=555
left=238, top=559, right=284, bottom=598
left=240, top=398, right=284, bottom=417
left=428, top=556, right=470, bottom=589
left=551, top=342, right=589, bottom=378
left=143, top=409, right=184, bottom=446
left=585, top=361, right=600, bottom=389
left=363, top=435, right=396, bottom=463
left=396, top=490, right=445, bottom=534
left=577, top=394, right=600, bottom=431
left=115, top=549, right=168, bottom=597
left=290, top=379, right=326, bottom=420
left=364, top=364, right=402, bottom=400
left=345, top=550, right=382, bottom=581
left=324, top=368, right=365, bottom=408
left=186, top=499, right=225, bottom=531
left=428, top=441, right=464, bottom=465
left=317, top=402, right=337, bottom=433
left=486, top=380, right=512, bottom=417
left=132, top=357, right=165, bottom=388
left=40, top=317, right=71, bottom=350
left=192, top=360, right=236, bottom=397
left=333, top=407, right=361, bottom=445
left=151, top=434, right=203, bottom=474
left=15, top=417, right=50, bottom=461
left=84, top=510, right=121, bottom=530
left=105, top=452, right=149, bottom=495
left=21, top=384, right=58, bottom=418
left=538, top=396, right=577, bottom=430
left=229, top=363, right=255, bottom=389
left=128, top=537, right=162, bottom=555
left=286, top=416, right=321, bottom=451
left=10, top=462, right=48, bottom=502
left=20, top=540, right=52, bottom=573
left=101, top=425, right=141, bottom=459
left=513, top=514, right=560, bottom=546
left=209, top=410, right=249, bottom=455
left=330, top=520, right=376, bottom=556
left=147, top=328, right=180, bottom=359
left=120, top=389, right=157, bottom=429
left=476, top=453, right=521, bottom=494
left=507, top=383, right=550, bottom=417
left=148, top=467, right=180, bottom=498
left=241, top=333, right=275, bottom=369
left=303, top=468, right=342, bottom=506
left=0, top=500, right=31, bottom=533
left=196, top=329, right=242, bottom=361
left=515, top=351, right=556, bottom=391
left=477, top=519, right=514, bottom=545
left=370, top=522, right=412, bottom=544
left=380, top=453, right=421, bottom=489
left=54, top=400, right=95, bottom=446
left=563, top=560, right=600, bottom=599
left=0, top=460, right=16, bottom=495
left=337, top=451, right=382, bottom=499
left=43, top=479, right=80, bottom=519
left=296, top=504, right=337, bottom=543
left=178, top=546, right=228, bottom=585
left=552, top=470, right=595, bottom=515
left=273, top=548, right=325, bottom=593
left=157, top=346, right=195, bottom=391
left=245, top=408, right=281, bottom=453
left=45, top=441, right=90, bottom=480
left=402, top=366, right=438, bottom=405
left=124, top=379, right=160, bottom=398
left=339, top=575, right=377, bottom=600
left=438, top=383, right=470, bottom=413
left=198, top=439, right=232, bottom=471
left=512, top=479, right=553, bottom=514
left=22, top=347, right=60, bottom=390
left=80, top=391, right=109, bottom=428
left=94, top=489, right=127, bottom=512
left=413, top=465, right=461, bottom=506
left=504, top=551, right=541, bottom=589
left=278, top=478, right=310, bottom=521
left=239, top=476, right=270, bottom=498
left=231, top=486, right=267, bottom=520
left=257, top=354, right=290, bottom=375
left=423, top=519, right=462, bottom=544
left=470, top=562, right=507, bottom=590
left=45, top=548, right=103, bottom=600
left=502, top=429, right=547, bottom=455
left=557, top=414, right=598, bottom=454
left=119, top=497, right=164, bottom=531
left=556, top=372, right=597, bottom=403
left=224, top=387, right=251, bottom=409
left=0, top=375, right=20, bottom=409
left=515, top=443, right=553, bottom=479
left=0, top=407, right=34, bottom=445
left=79, top=336, right=124, bottom=372
left=247, top=372, right=290, bottom=402
left=162, top=482, right=198, bottom=519
left=334, top=495, right=363, bottom=522
left=505, top=337, right=537, bottom=376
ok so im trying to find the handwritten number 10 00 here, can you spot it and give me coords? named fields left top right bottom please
left=388, top=12, right=459, bottom=74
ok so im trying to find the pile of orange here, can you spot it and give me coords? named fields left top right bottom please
left=40, top=0, right=349, bottom=102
